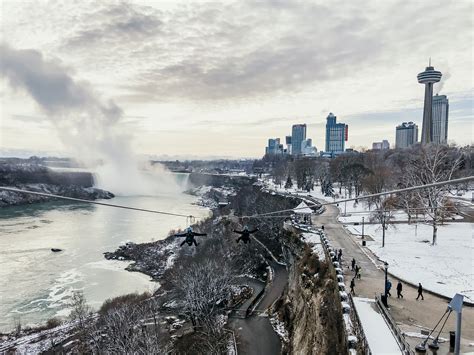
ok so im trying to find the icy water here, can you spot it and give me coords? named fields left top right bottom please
left=0, top=179, right=209, bottom=332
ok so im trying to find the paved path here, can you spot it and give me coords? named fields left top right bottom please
left=229, top=262, right=288, bottom=355
left=313, top=203, right=474, bottom=353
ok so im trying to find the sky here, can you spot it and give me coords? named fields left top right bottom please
left=0, top=0, right=472, bottom=159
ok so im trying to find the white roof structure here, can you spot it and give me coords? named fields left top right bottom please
left=294, top=201, right=313, bottom=214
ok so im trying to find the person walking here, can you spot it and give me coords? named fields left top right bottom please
left=385, top=280, right=392, bottom=297
left=338, top=249, right=342, bottom=262
left=355, top=264, right=360, bottom=278
left=356, top=265, right=362, bottom=280
left=396, top=281, right=403, bottom=298
left=350, top=278, right=355, bottom=295
left=351, top=258, right=356, bottom=271
left=416, top=283, right=424, bottom=300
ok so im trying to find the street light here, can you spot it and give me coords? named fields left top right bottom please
left=362, top=217, right=365, bottom=239
left=383, top=262, right=389, bottom=307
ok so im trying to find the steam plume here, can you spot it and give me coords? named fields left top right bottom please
left=436, top=69, right=451, bottom=94
left=0, top=44, right=179, bottom=195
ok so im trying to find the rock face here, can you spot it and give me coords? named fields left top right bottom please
left=275, top=240, right=348, bottom=354
left=0, top=160, right=114, bottom=207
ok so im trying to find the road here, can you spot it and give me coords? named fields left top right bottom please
left=313, top=203, right=474, bottom=353
left=229, top=262, right=288, bottom=355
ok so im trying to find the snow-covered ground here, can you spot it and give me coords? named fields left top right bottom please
left=352, top=297, right=402, bottom=355
left=263, top=179, right=474, bottom=302
left=300, top=232, right=325, bottom=260
left=269, top=316, right=289, bottom=344
left=364, top=222, right=473, bottom=302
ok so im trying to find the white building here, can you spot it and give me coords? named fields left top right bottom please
left=301, top=139, right=317, bottom=156
left=396, top=122, right=418, bottom=149
left=372, top=140, right=390, bottom=150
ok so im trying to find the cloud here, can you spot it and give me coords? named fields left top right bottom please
left=1, top=0, right=472, bottom=156
left=0, top=44, right=122, bottom=121
left=64, top=3, right=163, bottom=48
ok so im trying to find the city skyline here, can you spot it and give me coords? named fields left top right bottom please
left=1, top=1, right=473, bottom=159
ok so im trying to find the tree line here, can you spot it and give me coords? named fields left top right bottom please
left=258, top=144, right=473, bottom=245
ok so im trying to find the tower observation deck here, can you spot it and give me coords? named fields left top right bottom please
left=417, top=61, right=442, bottom=144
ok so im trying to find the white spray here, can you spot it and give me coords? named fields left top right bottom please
left=0, top=44, right=180, bottom=196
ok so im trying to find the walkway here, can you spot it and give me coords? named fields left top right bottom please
left=312, top=203, right=474, bottom=353
left=229, top=262, right=288, bottom=355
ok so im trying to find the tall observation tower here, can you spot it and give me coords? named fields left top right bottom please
left=417, top=60, right=442, bottom=144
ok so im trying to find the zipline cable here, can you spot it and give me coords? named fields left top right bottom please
left=0, top=186, right=196, bottom=218
left=243, top=175, right=474, bottom=218
left=1, top=175, right=472, bottom=221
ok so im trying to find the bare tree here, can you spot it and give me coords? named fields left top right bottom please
left=69, top=290, right=93, bottom=352
left=174, top=259, right=235, bottom=327
left=273, top=159, right=289, bottom=187
left=406, top=145, right=463, bottom=245
left=370, top=196, right=397, bottom=247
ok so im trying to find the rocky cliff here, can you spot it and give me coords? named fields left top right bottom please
left=0, top=160, right=114, bottom=207
left=274, top=237, right=347, bottom=355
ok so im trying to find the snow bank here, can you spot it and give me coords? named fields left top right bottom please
left=352, top=297, right=401, bottom=354
left=300, top=232, right=325, bottom=260
left=269, top=316, right=289, bottom=344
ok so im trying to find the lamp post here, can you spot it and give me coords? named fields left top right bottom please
left=362, top=217, right=365, bottom=239
left=384, top=262, right=389, bottom=307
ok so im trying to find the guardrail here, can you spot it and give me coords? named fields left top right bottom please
left=347, top=293, right=372, bottom=355
left=317, top=228, right=373, bottom=354
left=224, top=328, right=238, bottom=355
left=375, top=295, right=414, bottom=355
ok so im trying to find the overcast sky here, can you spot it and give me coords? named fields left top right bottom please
left=1, top=0, right=472, bottom=159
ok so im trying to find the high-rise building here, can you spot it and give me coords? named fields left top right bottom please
left=417, top=61, right=442, bottom=144
left=291, top=124, right=307, bottom=155
left=395, top=122, right=418, bottom=149
left=372, top=140, right=390, bottom=151
left=431, top=94, right=449, bottom=144
left=285, top=136, right=292, bottom=155
left=325, top=113, right=347, bottom=155
left=265, top=138, right=283, bottom=155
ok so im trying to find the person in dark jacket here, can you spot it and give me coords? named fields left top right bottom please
left=351, top=258, right=356, bottom=271
left=350, top=278, right=356, bottom=295
left=338, top=249, right=343, bottom=262
left=355, top=264, right=360, bottom=278
left=385, top=280, right=392, bottom=297
left=416, top=283, right=424, bottom=300
left=174, top=227, right=207, bottom=247
left=234, top=226, right=259, bottom=244
left=396, top=281, right=403, bottom=299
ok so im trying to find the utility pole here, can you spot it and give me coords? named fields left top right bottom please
left=382, top=211, right=386, bottom=248
left=383, top=262, right=389, bottom=307
left=362, top=216, right=365, bottom=239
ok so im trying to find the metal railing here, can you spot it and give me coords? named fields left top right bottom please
left=317, top=229, right=372, bottom=353
left=375, top=295, right=414, bottom=355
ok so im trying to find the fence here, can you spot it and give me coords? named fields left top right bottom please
left=317, top=228, right=373, bottom=354
left=375, top=295, right=414, bottom=354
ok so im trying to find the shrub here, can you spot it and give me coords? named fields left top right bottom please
left=99, top=292, right=151, bottom=315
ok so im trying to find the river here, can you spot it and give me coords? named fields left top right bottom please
left=0, top=177, right=209, bottom=332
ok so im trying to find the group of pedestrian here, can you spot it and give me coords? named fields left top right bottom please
left=324, top=237, right=426, bottom=302
left=349, top=257, right=425, bottom=301
left=385, top=279, right=424, bottom=300
left=350, top=258, right=362, bottom=279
